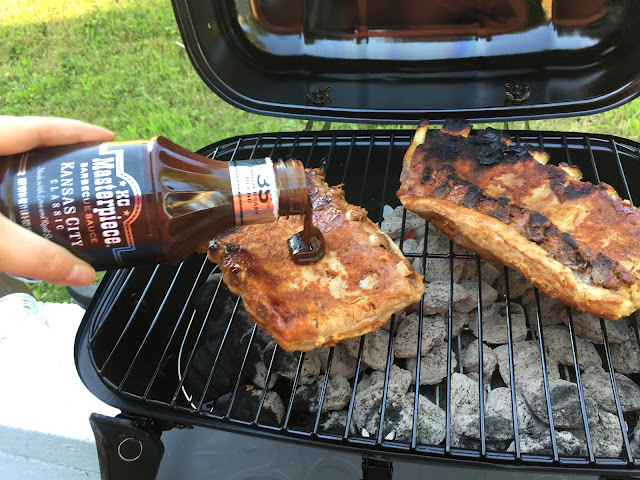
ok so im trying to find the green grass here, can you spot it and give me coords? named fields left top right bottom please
left=2, top=0, right=640, bottom=302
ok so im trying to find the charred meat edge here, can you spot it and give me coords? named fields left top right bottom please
left=414, top=130, right=633, bottom=290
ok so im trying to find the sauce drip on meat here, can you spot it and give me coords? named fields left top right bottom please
left=288, top=194, right=325, bottom=264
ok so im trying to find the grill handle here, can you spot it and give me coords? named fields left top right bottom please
left=362, top=455, right=393, bottom=480
left=89, top=413, right=165, bottom=480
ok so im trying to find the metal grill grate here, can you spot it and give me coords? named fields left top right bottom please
left=77, top=129, right=640, bottom=474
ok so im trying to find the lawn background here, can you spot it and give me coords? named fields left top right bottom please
left=2, top=0, right=640, bottom=302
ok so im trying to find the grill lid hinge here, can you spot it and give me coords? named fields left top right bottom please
left=362, top=455, right=393, bottom=480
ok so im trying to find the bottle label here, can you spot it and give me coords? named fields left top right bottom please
left=12, top=141, right=159, bottom=269
left=229, top=157, right=279, bottom=226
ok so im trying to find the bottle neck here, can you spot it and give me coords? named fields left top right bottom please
left=273, top=159, right=307, bottom=217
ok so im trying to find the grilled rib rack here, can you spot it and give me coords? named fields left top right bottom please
left=76, top=128, right=640, bottom=475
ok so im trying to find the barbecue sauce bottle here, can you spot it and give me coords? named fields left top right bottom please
left=0, top=137, right=319, bottom=270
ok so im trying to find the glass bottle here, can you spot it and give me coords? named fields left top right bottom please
left=0, top=137, right=308, bottom=270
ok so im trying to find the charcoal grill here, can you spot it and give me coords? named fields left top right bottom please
left=75, top=1, right=640, bottom=479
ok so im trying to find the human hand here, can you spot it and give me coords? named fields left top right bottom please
left=0, top=116, right=114, bottom=286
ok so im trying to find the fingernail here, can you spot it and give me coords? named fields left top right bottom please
left=65, top=263, right=96, bottom=286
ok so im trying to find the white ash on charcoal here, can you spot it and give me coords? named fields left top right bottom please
left=485, top=387, right=547, bottom=436
left=410, top=229, right=474, bottom=283
left=449, top=373, right=489, bottom=449
left=580, top=367, right=640, bottom=414
left=508, top=430, right=586, bottom=457
left=422, top=281, right=474, bottom=315
left=352, top=365, right=414, bottom=439
left=380, top=206, right=426, bottom=242
left=412, top=255, right=469, bottom=284
left=630, top=424, right=640, bottom=458
left=521, top=290, right=567, bottom=326
left=357, top=391, right=446, bottom=446
left=261, top=341, right=321, bottom=385
left=393, top=314, right=446, bottom=359
left=450, top=372, right=486, bottom=417
left=520, top=378, right=599, bottom=429
left=397, top=237, right=420, bottom=255
left=406, top=343, right=457, bottom=386
left=293, top=374, right=351, bottom=414
left=225, top=386, right=285, bottom=426
left=570, top=410, right=627, bottom=458
left=494, top=340, right=560, bottom=387
left=460, top=340, right=497, bottom=381
left=451, top=413, right=514, bottom=451
left=559, top=311, right=629, bottom=345
left=541, top=325, right=602, bottom=371
left=457, top=279, right=498, bottom=313
left=380, top=306, right=411, bottom=332
left=494, top=269, right=532, bottom=300
left=313, top=343, right=360, bottom=380
left=480, top=261, right=502, bottom=287
left=468, top=302, right=527, bottom=345
left=294, top=410, right=358, bottom=437
left=250, top=360, right=279, bottom=390
left=610, top=328, right=640, bottom=374
left=342, top=329, right=392, bottom=371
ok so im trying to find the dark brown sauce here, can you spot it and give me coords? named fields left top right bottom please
left=288, top=195, right=325, bottom=264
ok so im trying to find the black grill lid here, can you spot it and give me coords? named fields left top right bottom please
left=172, top=0, right=640, bottom=124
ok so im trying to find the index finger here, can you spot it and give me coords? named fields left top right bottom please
left=0, top=116, right=115, bottom=156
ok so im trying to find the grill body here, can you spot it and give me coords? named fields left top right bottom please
left=77, top=128, right=640, bottom=478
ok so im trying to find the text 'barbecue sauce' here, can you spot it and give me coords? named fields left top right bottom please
left=0, top=137, right=324, bottom=270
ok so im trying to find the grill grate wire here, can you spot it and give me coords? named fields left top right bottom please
left=83, top=129, right=640, bottom=472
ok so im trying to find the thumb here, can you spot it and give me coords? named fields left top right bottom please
left=0, top=214, right=95, bottom=286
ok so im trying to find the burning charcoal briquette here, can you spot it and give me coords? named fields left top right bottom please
left=451, top=413, right=514, bottom=450
left=457, top=280, right=498, bottom=313
left=521, top=290, right=567, bottom=326
left=494, top=340, right=560, bottom=387
left=423, top=281, right=472, bottom=315
left=485, top=387, right=547, bottom=436
left=520, top=378, right=599, bottom=428
left=353, top=365, right=412, bottom=437
left=406, top=343, right=457, bottom=386
left=480, top=261, right=501, bottom=287
left=630, top=425, right=640, bottom=458
left=228, top=387, right=285, bottom=426
left=262, top=341, right=321, bottom=385
left=508, top=430, right=586, bottom=457
left=571, top=410, right=627, bottom=458
left=495, top=269, right=532, bottom=299
left=580, top=367, right=640, bottom=413
left=183, top=308, right=257, bottom=405
left=380, top=206, right=425, bottom=241
left=411, top=232, right=469, bottom=283
left=450, top=373, right=489, bottom=448
left=342, top=329, right=392, bottom=371
left=542, top=325, right=602, bottom=371
left=357, top=392, right=446, bottom=446
left=460, top=339, right=497, bottom=380
left=468, top=302, right=527, bottom=345
left=294, top=374, right=351, bottom=413
left=450, top=372, right=485, bottom=417
left=610, top=328, right=640, bottom=374
left=394, top=314, right=446, bottom=359
left=397, top=237, right=420, bottom=255
left=559, top=311, right=629, bottom=345
left=313, top=343, right=359, bottom=379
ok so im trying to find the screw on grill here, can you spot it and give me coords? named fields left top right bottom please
left=307, top=86, right=331, bottom=106
left=505, top=83, right=531, bottom=104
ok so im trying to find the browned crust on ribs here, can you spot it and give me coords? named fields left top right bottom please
left=397, top=120, right=640, bottom=320
left=208, top=169, right=424, bottom=351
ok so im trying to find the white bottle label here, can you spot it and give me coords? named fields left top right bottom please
left=229, top=157, right=279, bottom=226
